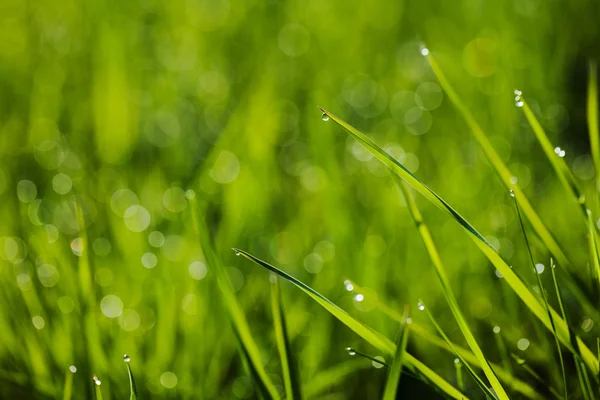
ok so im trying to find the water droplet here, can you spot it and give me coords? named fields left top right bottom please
left=514, top=96, right=521, bottom=101
left=346, top=347, right=356, bottom=356
left=343, top=280, right=355, bottom=291
left=235, top=250, right=241, bottom=256
left=535, top=263, right=545, bottom=274
left=93, top=376, right=101, bottom=385
left=405, top=317, right=413, bottom=324
left=516, top=101, right=524, bottom=107
left=554, top=146, right=566, bottom=157
left=514, top=89, right=522, bottom=96
left=417, top=301, right=425, bottom=311
left=321, top=113, right=329, bottom=121
left=510, top=176, right=518, bottom=184
left=509, top=189, right=515, bottom=197
left=454, top=358, right=460, bottom=364
left=517, top=338, right=530, bottom=351
left=69, top=365, right=77, bottom=373
left=420, top=46, right=429, bottom=56
left=493, top=325, right=501, bottom=334
left=123, top=354, right=131, bottom=363
left=372, top=356, right=385, bottom=369
left=354, top=293, right=364, bottom=302
left=580, top=195, right=586, bottom=204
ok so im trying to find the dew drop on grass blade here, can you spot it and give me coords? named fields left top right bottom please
left=233, top=248, right=469, bottom=400
left=62, top=365, right=76, bottom=400
left=124, top=354, right=138, bottom=400
left=92, top=376, right=103, bottom=400
left=318, top=106, right=599, bottom=376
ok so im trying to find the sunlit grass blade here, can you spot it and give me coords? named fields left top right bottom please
left=349, top=280, right=540, bottom=399
left=319, top=106, right=598, bottom=375
left=302, top=360, right=370, bottom=398
left=519, top=97, right=587, bottom=218
left=423, top=52, right=595, bottom=319
left=588, top=211, right=600, bottom=294
left=421, top=301, right=498, bottom=400
left=588, top=61, right=600, bottom=194
left=123, top=355, right=138, bottom=400
left=396, top=180, right=508, bottom=398
left=189, top=199, right=280, bottom=400
left=62, top=366, right=76, bottom=400
left=92, top=376, right=103, bottom=400
left=382, top=307, right=410, bottom=400
left=233, top=248, right=468, bottom=400
left=454, top=360, right=464, bottom=392
left=270, top=275, right=302, bottom=400
left=513, top=194, right=567, bottom=398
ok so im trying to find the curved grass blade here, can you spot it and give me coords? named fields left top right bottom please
left=424, top=53, right=595, bottom=319
left=397, top=180, right=508, bottom=398
left=62, top=366, right=76, bottom=400
left=348, top=280, right=541, bottom=399
left=233, top=248, right=468, bottom=400
left=513, top=194, right=568, bottom=398
left=270, top=275, right=302, bottom=400
left=190, top=200, right=280, bottom=400
left=519, top=97, right=587, bottom=219
left=124, top=355, right=138, bottom=400
left=346, top=347, right=389, bottom=367
left=319, top=107, right=598, bottom=376
left=588, top=61, right=600, bottom=194
left=382, top=307, right=410, bottom=400
left=588, top=211, right=600, bottom=295
left=455, top=360, right=464, bottom=392
left=420, top=302, right=498, bottom=400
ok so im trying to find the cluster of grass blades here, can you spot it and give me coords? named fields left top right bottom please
left=185, top=48, right=600, bottom=398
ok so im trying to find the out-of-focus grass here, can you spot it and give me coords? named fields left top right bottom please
left=1, top=0, right=600, bottom=398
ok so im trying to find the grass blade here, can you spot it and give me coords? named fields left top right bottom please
left=513, top=193, right=568, bottom=398
left=270, top=275, right=302, bottom=400
left=190, top=200, right=280, bottom=400
left=421, top=301, right=498, bottom=400
left=92, top=376, right=103, bottom=400
left=234, top=248, right=468, bottom=400
left=588, top=61, right=600, bottom=194
left=424, top=52, right=596, bottom=319
left=62, top=366, right=76, bottom=400
left=519, top=97, right=587, bottom=217
left=319, top=106, right=598, bottom=376
left=397, top=180, right=508, bottom=398
left=588, top=211, right=600, bottom=294
left=124, top=355, right=138, bottom=400
left=302, top=360, right=370, bottom=398
left=382, top=308, right=410, bottom=400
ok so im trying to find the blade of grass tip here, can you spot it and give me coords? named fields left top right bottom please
left=62, top=366, right=76, bottom=400
left=270, top=275, right=302, bottom=400
left=123, top=355, right=138, bottom=400
left=491, top=326, right=513, bottom=380
left=454, top=359, right=464, bottom=392
left=513, top=192, right=568, bottom=399
left=588, top=61, right=600, bottom=196
left=422, top=52, right=596, bottom=320
left=420, top=301, right=498, bottom=400
left=92, top=376, right=103, bottom=400
left=382, top=305, right=410, bottom=400
left=550, top=258, right=595, bottom=400
left=519, top=96, right=587, bottom=218
left=234, top=248, right=468, bottom=400
left=319, top=107, right=598, bottom=376
left=397, top=180, right=508, bottom=398
left=348, top=280, right=540, bottom=399
left=189, top=199, right=280, bottom=400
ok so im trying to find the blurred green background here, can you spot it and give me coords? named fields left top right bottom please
left=1, top=0, right=600, bottom=398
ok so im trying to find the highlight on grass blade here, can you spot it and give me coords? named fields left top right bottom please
left=233, top=248, right=468, bottom=400
left=124, top=354, right=138, bottom=400
left=396, top=180, right=508, bottom=398
left=62, top=365, right=76, bottom=400
left=189, top=199, right=280, bottom=400
left=270, top=275, right=302, bottom=400
left=319, top=106, right=598, bottom=376
left=382, top=306, right=410, bottom=400
left=588, top=61, right=600, bottom=193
